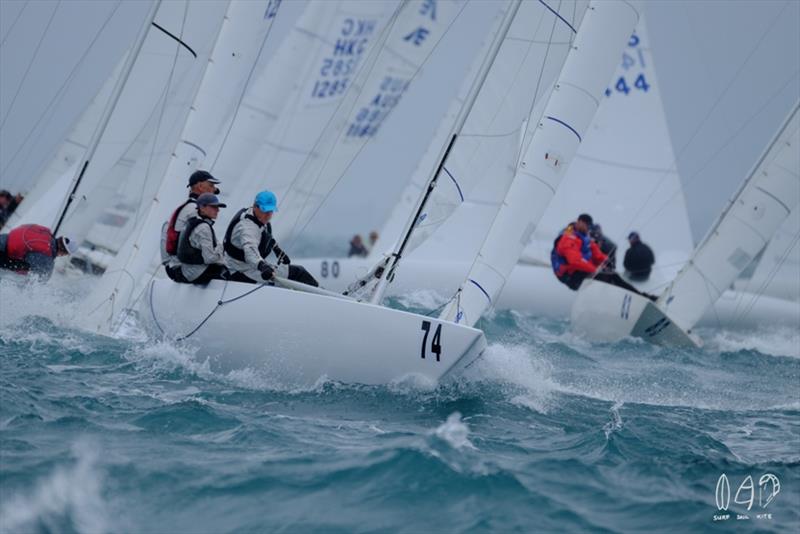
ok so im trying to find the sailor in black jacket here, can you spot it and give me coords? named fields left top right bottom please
left=623, top=231, right=655, bottom=281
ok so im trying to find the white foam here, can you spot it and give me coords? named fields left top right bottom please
left=0, top=440, right=109, bottom=533
left=603, top=401, right=624, bottom=440
left=0, top=273, right=92, bottom=330
left=394, top=289, right=448, bottom=310
left=468, top=343, right=559, bottom=414
left=702, top=326, right=800, bottom=359
left=433, top=412, right=475, bottom=450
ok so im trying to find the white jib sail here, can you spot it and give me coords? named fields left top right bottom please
left=8, top=58, right=125, bottom=229
left=376, top=1, right=589, bottom=261
left=14, top=0, right=228, bottom=245
left=440, top=0, right=640, bottom=326
left=659, top=101, right=800, bottom=332
left=81, top=0, right=265, bottom=333
left=273, top=0, right=463, bottom=246
left=525, top=13, right=694, bottom=287
left=734, top=202, right=800, bottom=302
left=210, top=0, right=398, bottom=223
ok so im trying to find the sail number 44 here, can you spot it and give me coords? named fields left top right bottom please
left=420, top=320, right=442, bottom=361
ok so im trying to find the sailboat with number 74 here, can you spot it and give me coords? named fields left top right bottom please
left=91, top=0, right=638, bottom=386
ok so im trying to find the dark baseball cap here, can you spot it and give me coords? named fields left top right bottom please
left=187, top=170, right=220, bottom=187
left=196, top=193, right=227, bottom=208
left=578, top=213, right=593, bottom=226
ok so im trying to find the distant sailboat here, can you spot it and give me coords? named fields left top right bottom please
left=296, top=15, right=798, bottom=329
left=571, top=100, right=800, bottom=346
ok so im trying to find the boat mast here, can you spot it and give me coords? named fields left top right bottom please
left=53, top=0, right=162, bottom=234
left=369, top=0, right=522, bottom=305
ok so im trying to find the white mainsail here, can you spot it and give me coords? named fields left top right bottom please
left=81, top=0, right=267, bottom=333
left=210, top=0, right=399, bottom=224
left=440, top=1, right=641, bottom=326
left=268, top=0, right=464, bottom=246
left=734, top=203, right=800, bottom=302
left=375, top=0, right=589, bottom=261
left=524, top=14, right=694, bottom=289
left=11, top=1, right=226, bottom=245
left=8, top=59, right=124, bottom=229
left=658, top=101, right=800, bottom=332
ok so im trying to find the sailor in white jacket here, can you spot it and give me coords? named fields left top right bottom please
left=162, top=170, right=221, bottom=281
left=223, top=190, right=318, bottom=287
left=176, top=193, right=227, bottom=284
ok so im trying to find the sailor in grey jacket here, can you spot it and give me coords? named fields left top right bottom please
left=223, top=190, right=319, bottom=287
left=223, top=204, right=288, bottom=283
left=176, top=193, right=227, bottom=284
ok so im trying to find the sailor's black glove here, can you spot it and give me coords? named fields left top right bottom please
left=274, top=247, right=291, bottom=265
left=258, top=261, right=274, bottom=280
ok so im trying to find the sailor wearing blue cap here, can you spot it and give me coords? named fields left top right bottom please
left=223, top=190, right=318, bottom=287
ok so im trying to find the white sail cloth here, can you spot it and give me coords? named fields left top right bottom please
left=81, top=0, right=257, bottom=334
left=440, top=0, right=641, bottom=326
left=659, top=101, right=800, bottom=331
left=525, top=14, right=694, bottom=288
left=270, top=0, right=463, bottom=246
left=211, top=0, right=399, bottom=225
left=8, top=59, right=123, bottom=229
left=376, top=1, right=589, bottom=260
left=43, top=2, right=227, bottom=243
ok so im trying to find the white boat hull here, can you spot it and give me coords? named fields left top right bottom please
left=570, top=280, right=701, bottom=347
left=299, top=257, right=800, bottom=328
left=145, top=279, right=486, bottom=386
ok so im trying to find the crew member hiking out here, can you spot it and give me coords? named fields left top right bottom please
left=223, top=190, right=318, bottom=287
left=551, top=213, right=657, bottom=301
left=161, top=170, right=221, bottom=282
left=175, top=193, right=228, bottom=285
left=0, top=224, right=76, bottom=280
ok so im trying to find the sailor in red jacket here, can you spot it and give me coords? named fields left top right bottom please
left=0, top=224, right=76, bottom=280
left=551, top=214, right=657, bottom=300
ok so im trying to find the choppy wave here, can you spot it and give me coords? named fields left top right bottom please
left=1, top=289, right=798, bottom=533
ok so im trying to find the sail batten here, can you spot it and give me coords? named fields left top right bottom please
left=439, top=0, right=641, bottom=326
left=374, top=1, right=590, bottom=266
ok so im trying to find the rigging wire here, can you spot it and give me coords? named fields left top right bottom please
left=148, top=279, right=271, bottom=341
left=734, top=228, right=800, bottom=323
left=281, top=0, right=478, bottom=247
left=614, top=1, right=793, bottom=244
left=209, top=2, right=284, bottom=170
left=439, top=0, right=575, bottom=317
left=520, top=0, right=562, bottom=158
left=105, top=2, right=287, bottom=333
left=0, top=0, right=30, bottom=48
left=0, top=0, right=123, bottom=179
left=129, top=1, right=191, bottom=231
left=0, top=0, right=62, bottom=132
left=626, top=70, right=798, bottom=238
left=59, top=2, right=191, bottom=233
left=277, top=1, right=409, bottom=245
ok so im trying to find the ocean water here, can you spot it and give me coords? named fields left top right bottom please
left=1, top=279, right=798, bottom=533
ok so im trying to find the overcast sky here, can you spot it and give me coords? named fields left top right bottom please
left=1, top=0, right=798, bottom=243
